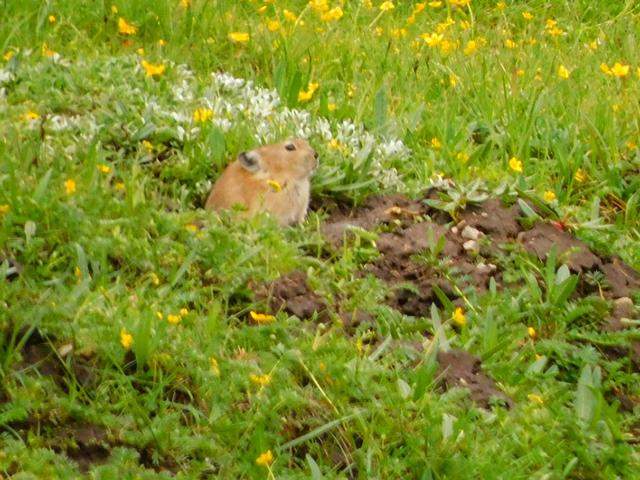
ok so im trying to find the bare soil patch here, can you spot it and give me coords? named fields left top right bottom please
left=437, top=349, right=513, bottom=409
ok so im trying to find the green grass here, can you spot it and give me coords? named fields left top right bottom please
left=1, top=0, right=639, bottom=478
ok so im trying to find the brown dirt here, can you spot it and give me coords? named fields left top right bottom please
left=365, top=218, right=501, bottom=316
left=53, top=423, right=111, bottom=473
left=600, top=258, right=640, bottom=299
left=437, top=349, right=513, bottom=409
left=255, top=270, right=329, bottom=321
left=321, top=193, right=639, bottom=310
left=518, top=222, right=602, bottom=272
left=6, top=416, right=180, bottom=474
left=322, top=194, right=428, bottom=249
left=14, top=327, right=97, bottom=391
left=459, top=199, right=522, bottom=242
left=601, top=297, right=640, bottom=370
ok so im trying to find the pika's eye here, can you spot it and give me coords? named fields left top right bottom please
left=285, top=143, right=296, bottom=151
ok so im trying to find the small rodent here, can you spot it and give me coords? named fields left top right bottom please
left=205, top=138, right=319, bottom=226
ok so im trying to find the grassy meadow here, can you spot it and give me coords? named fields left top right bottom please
left=1, top=0, right=640, bottom=478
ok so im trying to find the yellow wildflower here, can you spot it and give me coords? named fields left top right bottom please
left=504, top=39, right=517, bottom=49
left=327, top=102, right=337, bottom=112
left=98, top=164, right=111, bottom=174
left=428, top=1, right=442, bottom=7
left=421, top=32, right=443, bottom=47
left=193, top=107, right=214, bottom=122
left=158, top=39, right=166, bottom=46
left=309, top=0, right=329, bottom=13
left=452, top=307, right=466, bottom=327
left=41, top=43, right=56, bottom=57
left=185, top=223, right=198, bottom=232
left=115, top=182, right=125, bottom=191
left=266, top=179, right=282, bottom=192
left=249, top=373, right=272, bottom=386
left=156, top=311, right=164, bottom=320
left=142, top=140, right=153, bottom=152
left=150, top=272, right=160, bottom=285
left=210, top=356, right=220, bottom=377
left=516, top=69, right=525, bottom=77
left=599, top=63, right=612, bottom=75
left=167, top=314, right=181, bottom=324
left=439, top=40, right=458, bottom=55
left=298, top=82, right=319, bottom=102
left=48, top=15, right=56, bottom=24
left=557, top=65, right=570, bottom=79
left=450, top=0, right=470, bottom=7
left=459, top=20, right=471, bottom=30
left=543, top=191, right=556, bottom=202
left=267, top=19, right=281, bottom=31
left=430, top=137, right=442, bottom=149
left=250, top=311, right=276, bottom=325
left=3, top=51, right=15, bottom=61
left=179, top=308, right=189, bottom=317
left=118, top=17, right=137, bottom=35
left=380, top=1, right=395, bottom=11
left=120, top=329, right=133, bottom=350
left=136, top=48, right=145, bottom=56
left=228, top=32, right=250, bottom=43
left=180, top=0, right=191, bottom=7
left=256, top=450, right=274, bottom=467
left=528, top=393, right=544, bottom=404
left=23, top=111, right=40, bottom=121
left=141, top=60, right=165, bottom=77
left=626, top=141, right=637, bottom=150
left=574, top=169, right=586, bottom=183
left=522, top=12, right=533, bottom=20
left=456, top=152, right=469, bottom=163
left=257, top=5, right=268, bottom=14
left=610, top=62, right=630, bottom=78
left=496, top=2, right=506, bottom=10
left=463, top=40, right=477, bottom=55
left=321, top=7, right=343, bottom=22
left=111, top=5, right=118, bottom=14
left=527, top=326, right=537, bottom=339
left=0, top=204, right=9, bottom=215
left=509, top=157, right=523, bottom=173
left=283, top=9, right=297, bottom=22
left=64, top=179, right=76, bottom=195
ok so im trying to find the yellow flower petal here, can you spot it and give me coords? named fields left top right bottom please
left=256, top=450, right=274, bottom=467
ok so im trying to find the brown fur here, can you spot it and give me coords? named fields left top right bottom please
left=205, top=138, right=318, bottom=226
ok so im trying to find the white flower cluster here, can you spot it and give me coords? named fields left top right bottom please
left=206, top=70, right=409, bottom=188
left=7, top=54, right=410, bottom=189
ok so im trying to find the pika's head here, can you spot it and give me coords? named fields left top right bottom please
left=237, top=138, right=318, bottom=181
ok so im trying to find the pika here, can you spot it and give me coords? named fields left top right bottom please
left=205, top=138, right=319, bottom=226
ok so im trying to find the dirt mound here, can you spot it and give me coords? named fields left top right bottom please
left=459, top=199, right=522, bottom=242
left=320, top=192, right=639, bottom=310
left=437, top=349, right=512, bottom=409
left=322, top=194, right=427, bottom=248
left=255, top=270, right=328, bottom=321
left=518, top=222, right=602, bottom=272
left=600, top=258, right=640, bottom=299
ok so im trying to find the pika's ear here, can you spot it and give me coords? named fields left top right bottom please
left=238, top=150, right=261, bottom=173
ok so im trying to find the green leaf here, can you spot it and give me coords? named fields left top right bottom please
left=306, top=455, right=324, bottom=480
